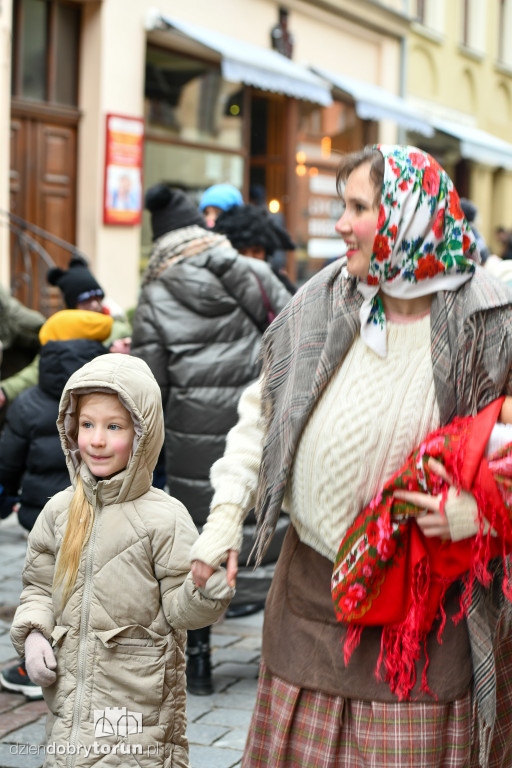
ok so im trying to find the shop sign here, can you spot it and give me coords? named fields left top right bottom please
left=103, top=114, right=144, bottom=225
left=306, top=173, right=344, bottom=259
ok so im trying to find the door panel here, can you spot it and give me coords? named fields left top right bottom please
left=36, top=123, right=77, bottom=248
left=9, top=113, right=77, bottom=313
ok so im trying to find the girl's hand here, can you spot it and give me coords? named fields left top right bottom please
left=192, top=550, right=238, bottom=589
left=24, top=631, right=57, bottom=687
left=393, top=457, right=453, bottom=539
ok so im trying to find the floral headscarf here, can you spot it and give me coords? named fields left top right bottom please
left=356, top=145, right=476, bottom=357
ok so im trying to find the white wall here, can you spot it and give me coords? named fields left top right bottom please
left=76, top=0, right=148, bottom=313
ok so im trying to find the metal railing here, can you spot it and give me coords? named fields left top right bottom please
left=0, top=210, right=86, bottom=316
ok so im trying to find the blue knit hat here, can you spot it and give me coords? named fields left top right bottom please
left=199, top=184, right=243, bottom=212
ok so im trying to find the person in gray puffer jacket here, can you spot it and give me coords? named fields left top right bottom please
left=131, top=184, right=292, bottom=695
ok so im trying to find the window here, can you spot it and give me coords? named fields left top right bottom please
left=415, top=0, right=426, bottom=23
left=460, top=0, right=486, bottom=52
left=498, top=0, right=512, bottom=65
left=411, top=0, right=445, bottom=34
left=11, top=0, right=81, bottom=106
left=144, top=46, right=244, bottom=151
left=461, top=0, right=470, bottom=45
left=142, top=46, right=246, bottom=264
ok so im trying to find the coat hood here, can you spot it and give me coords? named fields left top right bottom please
left=39, top=339, right=108, bottom=398
left=159, top=243, right=277, bottom=322
left=57, top=354, right=164, bottom=503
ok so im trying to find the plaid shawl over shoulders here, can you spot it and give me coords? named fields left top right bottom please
left=254, top=260, right=512, bottom=766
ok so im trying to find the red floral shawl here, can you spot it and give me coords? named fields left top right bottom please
left=331, top=397, right=512, bottom=700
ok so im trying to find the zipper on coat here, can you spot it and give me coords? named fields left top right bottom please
left=67, top=484, right=100, bottom=768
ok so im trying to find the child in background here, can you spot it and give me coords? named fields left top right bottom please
left=0, top=257, right=132, bottom=408
left=9, top=354, right=233, bottom=767
left=332, top=395, right=512, bottom=700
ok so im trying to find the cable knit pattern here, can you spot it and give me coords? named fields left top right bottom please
left=191, top=315, right=440, bottom=567
left=286, top=314, right=439, bottom=560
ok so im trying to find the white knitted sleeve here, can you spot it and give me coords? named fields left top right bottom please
left=190, top=378, right=264, bottom=567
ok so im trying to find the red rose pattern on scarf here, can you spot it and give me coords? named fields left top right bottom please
left=357, top=145, right=476, bottom=357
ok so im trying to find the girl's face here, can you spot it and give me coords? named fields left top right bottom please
left=335, top=162, right=380, bottom=281
left=77, top=393, right=135, bottom=479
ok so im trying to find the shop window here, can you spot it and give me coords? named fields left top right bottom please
left=141, top=140, right=243, bottom=265
left=144, top=46, right=244, bottom=151
left=293, top=100, right=373, bottom=285
left=11, top=0, right=81, bottom=106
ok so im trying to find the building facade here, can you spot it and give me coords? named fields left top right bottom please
left=405, top=0, right=512, bottom=254
left=2, top=0, right=511, bottom=312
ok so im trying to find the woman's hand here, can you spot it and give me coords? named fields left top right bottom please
left=192, top=550, right=239, bottom=589
left=393, top=457, right=454, bottom=539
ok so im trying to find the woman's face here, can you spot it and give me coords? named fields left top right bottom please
left=335, top=162, right=380, bottom=281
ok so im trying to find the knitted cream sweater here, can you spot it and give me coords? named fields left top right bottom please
left=191, top=314, right=441, bottom=566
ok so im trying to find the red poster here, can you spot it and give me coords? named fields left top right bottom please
left=103, top=114, right=144, bottom=225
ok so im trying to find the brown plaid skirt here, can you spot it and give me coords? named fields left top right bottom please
left=242, top=618, right=512, bottom=768
left=242, top=662, right=476, bottom=768
left=243, top=528, right=512, bottom=767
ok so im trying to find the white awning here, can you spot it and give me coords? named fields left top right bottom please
left=311, top=66, right=434, bottom=137
left=146, top=11, right=333, bottom=107
left=432, top=117, right=512, bottom=170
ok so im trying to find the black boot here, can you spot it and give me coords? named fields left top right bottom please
left=186, top=627, right=212, bottom=696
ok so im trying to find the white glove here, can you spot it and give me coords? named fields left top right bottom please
left=24, top=631, right=57, bottom=687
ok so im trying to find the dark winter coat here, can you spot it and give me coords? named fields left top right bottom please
left=0, top=339, right=107, bottom=530
left=131, top=243, right=292, bottom=526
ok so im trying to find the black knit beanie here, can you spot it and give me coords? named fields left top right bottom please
left=47, top=256, right=104, bottom=309
left=214, top=204, right=296, bottom=256
left=144, top=183, right=206, bottom=241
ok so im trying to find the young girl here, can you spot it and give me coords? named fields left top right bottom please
left=9, top=354, right=234, bottom=768
left=332, top=395, right=512, bottom=700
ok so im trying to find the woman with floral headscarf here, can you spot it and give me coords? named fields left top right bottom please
left=190, top=145, right=512, bottom=767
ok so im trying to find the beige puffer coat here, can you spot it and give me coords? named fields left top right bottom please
left=10, top=354, right=234, bottom=768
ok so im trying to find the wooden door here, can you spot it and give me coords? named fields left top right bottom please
left=10, top=110, right=77, bottom=313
